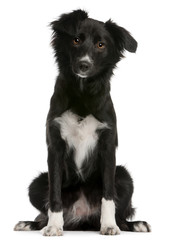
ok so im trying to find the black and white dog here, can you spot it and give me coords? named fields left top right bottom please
left=14, top=10, right=151, bottom=236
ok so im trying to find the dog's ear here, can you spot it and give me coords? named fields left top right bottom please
left=50, top=9, right=88, bottom=36
left=105, top=20, right=137, bottom=53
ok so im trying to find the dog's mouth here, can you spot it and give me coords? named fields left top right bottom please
left=73, top=68, right=92, bottom=79
left=75, top=72, right=88, bottom=79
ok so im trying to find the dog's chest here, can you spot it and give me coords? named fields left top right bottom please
left=55, top=110, right=108, bottom=171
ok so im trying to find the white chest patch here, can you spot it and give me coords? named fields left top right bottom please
left=54, top=110, right=108, bottom=171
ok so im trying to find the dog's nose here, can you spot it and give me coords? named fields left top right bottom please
left=79, top=61, right=91, bottom=73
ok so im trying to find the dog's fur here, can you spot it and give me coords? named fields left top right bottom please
left=14, top=10, right=151, bottom=235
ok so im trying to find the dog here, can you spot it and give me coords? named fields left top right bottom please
left=14, top=10, right=151, bottom=236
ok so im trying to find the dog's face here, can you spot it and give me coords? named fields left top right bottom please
left=51, top=10, right=137, bottom=79
left=70, top=18, right=115, bottom=79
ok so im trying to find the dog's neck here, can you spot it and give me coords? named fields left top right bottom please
left=61, top=68, right=113, bottom=96
left=47, top=69, right=114, bottom=121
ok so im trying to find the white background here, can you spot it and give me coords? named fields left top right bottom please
left=0, top=0, right=171, bottom=239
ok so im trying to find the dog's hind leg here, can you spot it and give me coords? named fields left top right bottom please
left=14, top=173, right=49, bottom=231
left=115, top=166, right=151, bottom=232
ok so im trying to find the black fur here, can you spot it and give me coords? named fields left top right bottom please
left=14, top=10, right=150, bottom=234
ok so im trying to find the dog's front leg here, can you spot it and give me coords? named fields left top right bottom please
left=99, top=130, right=120, bottom=235
left=42, top=126, right=65, bottom=236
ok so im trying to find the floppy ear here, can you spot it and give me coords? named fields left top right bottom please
left=105, top=20, right=137, bottom=53
left=50, top=9, right=88, bottom=36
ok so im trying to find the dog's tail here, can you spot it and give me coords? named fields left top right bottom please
left=14, top=213, right=47, bottom=231
left=119, top=220, right=151, bottom=232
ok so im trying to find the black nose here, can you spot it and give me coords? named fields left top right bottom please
left=79, top=61, right=91, bottom=73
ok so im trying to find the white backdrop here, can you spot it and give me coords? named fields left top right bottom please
left=0, top=0, right=171, bottom=239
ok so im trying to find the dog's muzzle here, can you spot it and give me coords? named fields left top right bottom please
left=73, top=56, right=94, bottom=78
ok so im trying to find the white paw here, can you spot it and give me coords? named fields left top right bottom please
left=100, top=225, right=121, bottom=235
left=42, top=226, right=63, bottom=236
left=14, top=221, right=31, bottom=231
left=133, top=221, right=151, bottom=232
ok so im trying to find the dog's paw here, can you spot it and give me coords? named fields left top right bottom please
left=14, top=221, right=31, bottom=231
left=41, top=226, right=63, bottom=236
left=100, top=225, right=121, bottom=235
left=133, top=221, right=151, bottom=232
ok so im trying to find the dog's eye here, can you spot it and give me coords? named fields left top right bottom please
left=73, top=37, right=81, bottom=45
left=97, top=42, right=105, bottom=49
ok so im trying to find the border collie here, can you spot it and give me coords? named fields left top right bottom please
left=14, top=10, right=151, bottom=236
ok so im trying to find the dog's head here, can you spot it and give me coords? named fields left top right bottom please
left=51, top=10, right=137, bottom=79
